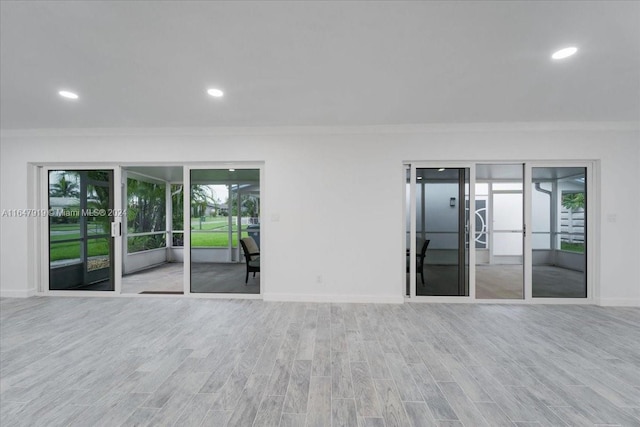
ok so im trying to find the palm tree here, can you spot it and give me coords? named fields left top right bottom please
left=562, top=193, right=585, bottom=210
left=127, top=179, right=166, bottom=233
left=50, top=174, right=79, bottom=198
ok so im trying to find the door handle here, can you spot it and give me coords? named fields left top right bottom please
left=111, top=222, right=122, bottom=237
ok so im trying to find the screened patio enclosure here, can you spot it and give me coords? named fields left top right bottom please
left=121, top=166, right=184, bottom=285
left=120, top=166, right=260, bottom=295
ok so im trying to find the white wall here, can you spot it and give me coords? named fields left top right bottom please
left=1, top=124, right=639, bottom=305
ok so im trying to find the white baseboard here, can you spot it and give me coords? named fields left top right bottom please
left=0, top=288, right=36, bottom=298
left=263, top=293, right=404, bottom=304
left=598, top=298, right=640, bottom=307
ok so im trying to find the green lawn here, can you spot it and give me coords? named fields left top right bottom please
left=51, top=233, right=82, bottom=242
left=191, top=231, right=248, bottom=247
left=50, top=224, right=113, bottom=260
left=190, top=217, right=243, bottom=231
left=50, top=223, right=109, bottom=241
left=189, top=217, right=255, bottom=247
left=49, top=223, right=80, bottom=231
left=49, top=219, right=256, bottom=260
left=561, top=242, right=584, bottom=253
left=50, top=239, right=109, bottom=262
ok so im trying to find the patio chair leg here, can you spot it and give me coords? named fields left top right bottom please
left=245, top=271, right=249, bottom=284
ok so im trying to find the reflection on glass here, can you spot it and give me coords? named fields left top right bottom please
left=49, top=170, right=113, bottom=291
left=476, top=164, right=524, bottom=299
left=50, top=241, right=81, bottom=266
left=190, top=169, right=260, bottom=294
left=532, top=167, right=586, bottom=297
left=413, top=168, right=469, bottom=296
left=87, top=238, right=111, bottom=271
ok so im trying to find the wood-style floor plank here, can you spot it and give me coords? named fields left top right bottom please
left=331, top=398, right=357, bottom=427
left=1, top=297, right=639, bottom=427
left=305, top=376, right=331, bottom=427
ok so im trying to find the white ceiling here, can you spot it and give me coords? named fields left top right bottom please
left=1, top=1, right=638, bottom=129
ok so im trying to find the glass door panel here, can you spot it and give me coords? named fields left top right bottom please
left=190, top=168, right=260, bottom=294
left=49, top=170, right=114, bottom=291
left=476, top=164, right=524, bottom=299
left=413, top=167, right=469, bottom=296
left=531, top=167, right=586, bottom=297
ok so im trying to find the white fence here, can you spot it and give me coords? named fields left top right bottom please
left=561, top=207, right=584, bottom=244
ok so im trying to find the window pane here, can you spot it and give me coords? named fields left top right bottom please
left=413, top=168, right=469, bottom=297
left=532, top=167, right=586, bottom=298
left=49, top=169, right=113, bottom=291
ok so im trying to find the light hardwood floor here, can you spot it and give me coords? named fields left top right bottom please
left=1, top=297, right=639, bottom=426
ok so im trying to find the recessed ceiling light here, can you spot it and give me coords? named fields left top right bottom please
left=551, top=47, right=578, bottom=60
left=58, top=90, right=79, bottom=100
left=228, top=168, right=235, bottom=172
left=207, top=88, right=224, bottom=98
left=438, top=168, right=446, bottom=172
left=417, top=176, right=423, bottom=180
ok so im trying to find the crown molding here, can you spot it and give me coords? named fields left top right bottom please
left=1, top=121, right=638, bottom=139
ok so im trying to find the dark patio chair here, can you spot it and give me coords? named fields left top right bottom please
left=240, top=237, right=260, bottom=284
left=406, top=239, right=430, bottom=284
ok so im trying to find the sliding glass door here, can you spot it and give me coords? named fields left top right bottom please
left=476, top=164, right=524, bottom=299
left=405, top=162, right=590, bottom=301
left=531, top=167, right=587, bottom=297
left=407, top=166, right=469, bottom=297
left=48, top=170, right=115, bottom=291
left=189, top=168, right=261, bottom=294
